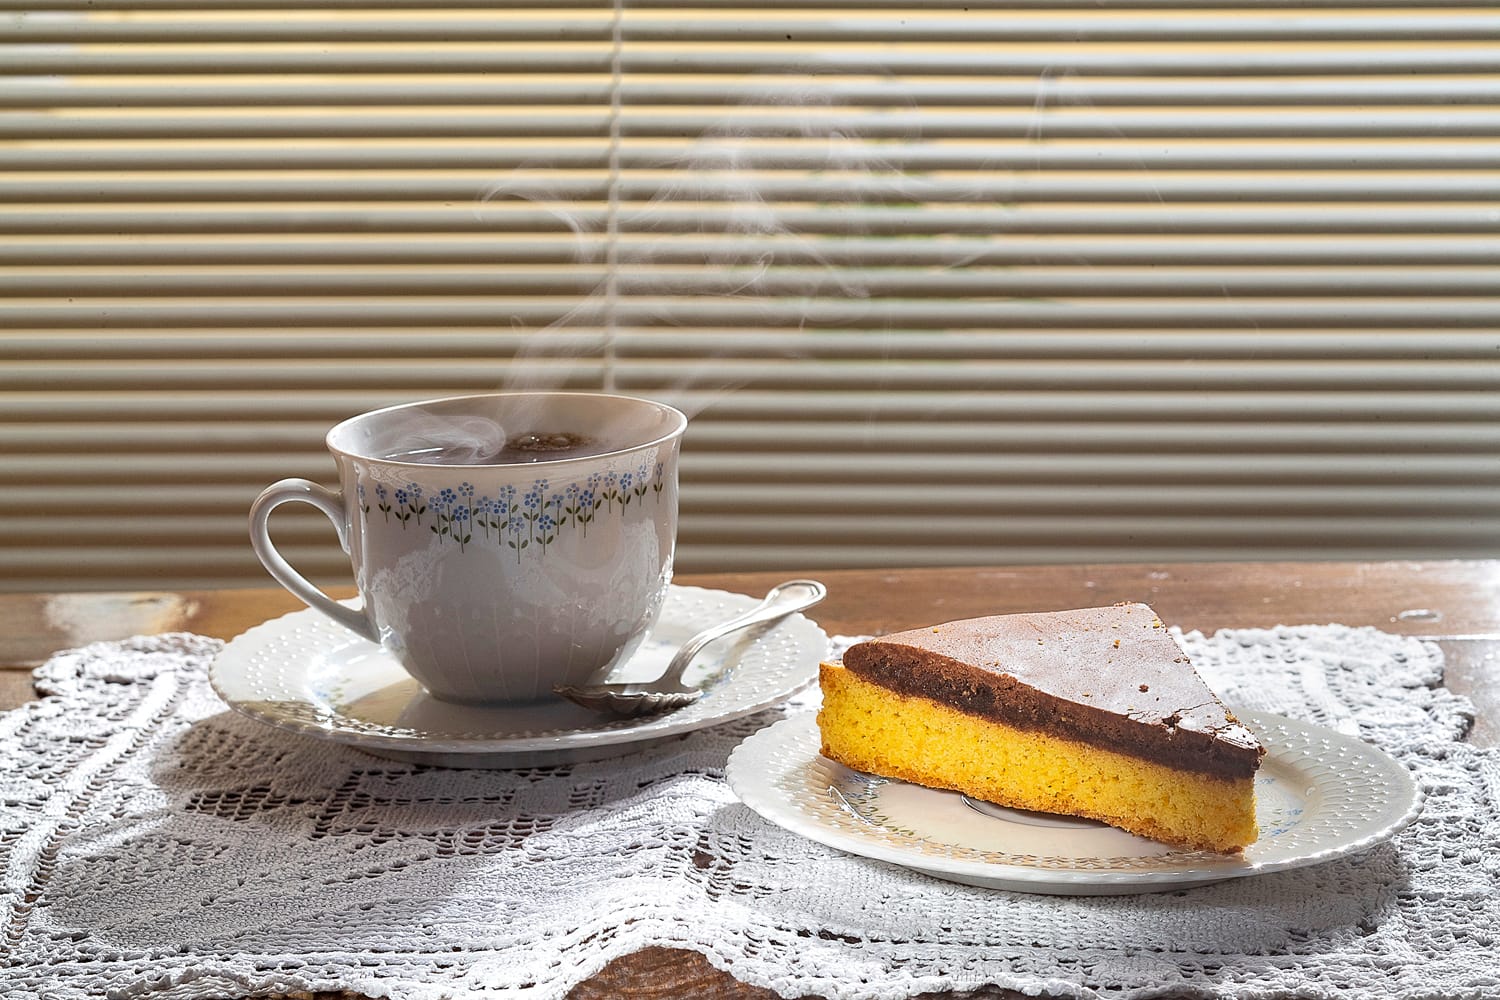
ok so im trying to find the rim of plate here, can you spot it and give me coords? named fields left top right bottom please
left=210, top=584, right=825, bottom=754
left=726, top=710, right=1423, bottom=889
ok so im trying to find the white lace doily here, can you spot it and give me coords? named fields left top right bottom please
left=2, top=624, right=1495, bottom=1000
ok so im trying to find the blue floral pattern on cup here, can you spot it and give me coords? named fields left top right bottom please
left=369, top=460, right=667, bottom=560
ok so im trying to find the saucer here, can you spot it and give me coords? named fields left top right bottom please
left=210, top=585, right=827, bottom=767
left=727, top=711, right=1421, bottom=895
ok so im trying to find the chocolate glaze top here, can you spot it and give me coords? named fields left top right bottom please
left=841, top=603, right=1264, bottom=779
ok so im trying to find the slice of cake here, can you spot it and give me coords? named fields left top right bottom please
left=817, top=603, right=1264, bottom=852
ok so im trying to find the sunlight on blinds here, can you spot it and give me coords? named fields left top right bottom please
left=2, top=1, right=1498, bottom=588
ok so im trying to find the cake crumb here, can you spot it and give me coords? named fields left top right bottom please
left=1112, top=638, right=1121, bottom=648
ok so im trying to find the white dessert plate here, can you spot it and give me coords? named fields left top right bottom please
left=727, top=711, right=1421, bottom=895
left=210, top=585, right=826, bottom=767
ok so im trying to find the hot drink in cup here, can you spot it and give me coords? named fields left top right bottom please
left=250, top=392, right=687, bottom=704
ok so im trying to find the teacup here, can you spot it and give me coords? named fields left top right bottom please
left=249, top=391, right=687, bottom=704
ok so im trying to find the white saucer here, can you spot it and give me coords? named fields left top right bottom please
left=210, top=585, right=827, bottom=767
left=727, top=711, right=1421, bottom=895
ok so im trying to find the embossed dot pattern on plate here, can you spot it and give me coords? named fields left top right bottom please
left=211, top=585, right=827, bottom=764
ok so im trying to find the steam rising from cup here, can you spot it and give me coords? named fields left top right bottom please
left=470, top=74, right=941, bottom=418
left=376, top=399, right=665, bottom=466
left=382, top=415, right=509, bottom=465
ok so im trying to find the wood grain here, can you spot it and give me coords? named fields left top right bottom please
left=5, top=560, right=1495, bottom=670
left=2, top=560, right=1496, bottom=1000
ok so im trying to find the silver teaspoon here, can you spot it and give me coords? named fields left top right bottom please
left=553, top=579, right=827, bottom=717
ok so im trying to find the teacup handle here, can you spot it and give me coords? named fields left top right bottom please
left=249, top=478, right=379, bottom=643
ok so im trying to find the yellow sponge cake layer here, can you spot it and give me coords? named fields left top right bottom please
left=818, top=662, right=1258, bottom=853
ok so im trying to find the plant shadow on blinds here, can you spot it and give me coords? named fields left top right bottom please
left=2, top=1, right=1498, bottom=589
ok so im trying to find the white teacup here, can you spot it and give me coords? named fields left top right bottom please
left=249, top=391, right=687, bottom=704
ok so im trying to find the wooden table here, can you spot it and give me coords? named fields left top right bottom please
left=3, top=559, right=1495, bottom=999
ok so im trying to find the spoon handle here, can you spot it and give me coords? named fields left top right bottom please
left=660, top=579, right=827, bottom=684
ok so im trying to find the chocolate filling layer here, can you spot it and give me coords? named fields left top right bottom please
left=841, top=605, right=1263, bottom=781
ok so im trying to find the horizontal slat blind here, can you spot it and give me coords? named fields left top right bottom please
left=2, top=2, right=1499, bottom=590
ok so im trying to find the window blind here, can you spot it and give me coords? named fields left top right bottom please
left=2, top=1, right=1498, bottom=590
